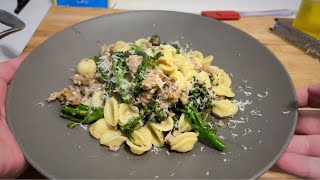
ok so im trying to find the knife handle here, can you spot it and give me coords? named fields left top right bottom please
left=201, top=11, right=240, bottom=20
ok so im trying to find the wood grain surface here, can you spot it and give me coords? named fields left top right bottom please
left=20, top=6, right=320, bottom=179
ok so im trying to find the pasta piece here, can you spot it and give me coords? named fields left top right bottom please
left=91, top=91, right=104, bottom=107
left=172, top=54, right=187, bottom=70
left=76, top=58, right=96, bottom=76
left=126, top=127, right=152, bottom=155
left=212, top=84, right=235, bottom=97
left=149, top=116, right=174, bottom=132
left=180, top=62, right=197, bottom=80
left=189, top=50, right=204, bottom=60
left=100, top=44, right=109, bottom=56
left=178, top=113, right=192, bottom=132
left=100, top=130, right=127, bottom=152
left=211, top=73, right=219, bottom=86
left=218, top=69, right=232, bottom=87
left=212, top=99, right=238, bottom=118
left=145, top=48, right=155, bottom=57
left=202, top=55, right=214, bottom=66
left=170, top=71, right=187, bottom=90
left=189, top=50, right=203, bottom=69
left=113, top=41, right=131, bottom=52
left=197, top=71, right=212, bottom=89
left=169, top=132, right=198, bottom=152
left=90, top=118, right=115, bottom=139
left=104, top=97, right=119, bottom=127
left=146, top=122, right=164, bottom=147
left=159, top=44, right=177, bottom=57
left=90, top=118, right=108, bottom=139
left=118, top=103, right=139, bottom=126
left=156, top=59, right=177, bottom=75
left=135, top=38, right=148, bottom=46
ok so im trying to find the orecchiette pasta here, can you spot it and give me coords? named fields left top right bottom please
left=100, top=130, right=128, bottom=152
left=202, top=55, right=214, bottom=66
left=118, top=103, right=139, bottom=126
left=212, top=99, right=238, bottom=118
left=159, top=44, right=176, bottom=57
left=77, top=58, right=96, bottom=76
left=146, top=122, right=164, bottom=147
left=170, top=71, right=187, bottom=90
left=197, top=71, right=212, bottom=89
left=104, top=97, right=119, bottom=126
left=134, top=38, right=148, bottom=46
left=156, top=59, right=177, bottom=75
left=212, top=84, right=235, bottom=97
left=217, top=69, right=232, bottom=87
left=149, top=116, right=174, bottom=132
left=126, top=127, right=152, bottom=155
left=172, top=54, right=187, bottom=70
left=169, top=132, right=198, bottom=152
left=90, top=118, right=109, bottom=139
left=180, top=62, right=198, bottom=80
left=178, top=113, right=192, bottom=132
left=113, top=41, right=131, bottom=52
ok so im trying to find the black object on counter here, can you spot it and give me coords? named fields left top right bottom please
left=15, top=0, right=30, bottom=14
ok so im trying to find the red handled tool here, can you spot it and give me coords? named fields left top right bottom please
left=201, top=9, right=296, bottom=20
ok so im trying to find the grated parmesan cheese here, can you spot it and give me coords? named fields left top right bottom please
left=282, top=111, right=290, bottom=114
left=151, top=146, right=162, bottom=154
left=250, top=110, right=262, bottom=117
left=232, top=99, right=252, bottom=111
left=257, top=91, right=269, bottom=98
left=243, top=91, right=252, bottom=96
left=33, top=102, right=45, bottom=108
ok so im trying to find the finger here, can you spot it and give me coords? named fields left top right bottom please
left=285, top=134, right=320, bottom=157
left=308, top=84, right=320, bottom=108
left=0, top=79, right=7, bottom=117
left=276, top=152, right=320, bottom=178
left=297, top=84, right=320, bottom=108
left=296, top=110, right=320, bottom=135
left=0, top=54, right=28, bottom=84
left=297, top=87, right=308, bottom=108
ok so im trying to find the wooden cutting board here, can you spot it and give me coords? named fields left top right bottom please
left=20, top=6, right=320, bottom=179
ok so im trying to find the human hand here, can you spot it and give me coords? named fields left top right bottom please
left=0, top=55, right=28, bottom=178
left=276, top=84, right=320, bottom=178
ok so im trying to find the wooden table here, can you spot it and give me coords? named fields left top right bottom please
left=19, top=6, right=320, bottom=179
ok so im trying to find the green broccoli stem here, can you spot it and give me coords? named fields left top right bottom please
left=111, top=52, right=132, bottom=103
left=120, top=100, right=166, bottom=134
left=131, top=51, right=149, bottom=93
left=119, top=115, right=146, bottom=133
left=182, top=103, right=225, bottom=151
left=197, top=128, right=225, bottom=152
left=60, top=105, right=104, bottom=126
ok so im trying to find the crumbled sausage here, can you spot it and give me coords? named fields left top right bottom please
left=141, top=69, right=165, bottom=90
left=127, top=55, right=143, bottom=73
left=159, top=77, right=181, bottom=102
left=71, top=74, right=92, bottom=86
left=47, top=86, right=82, bottom=105
left=137, top=88, right=158, bottom=106
left=180, top=87, right=189, bottom=105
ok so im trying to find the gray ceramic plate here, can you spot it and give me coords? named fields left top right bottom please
left=7, top=11, right=297, bottom=179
